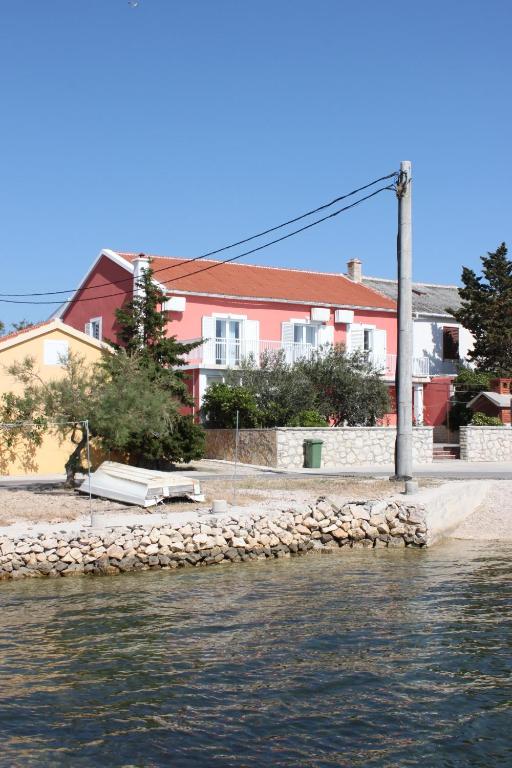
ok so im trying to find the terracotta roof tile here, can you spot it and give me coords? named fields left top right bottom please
left=118, top=252, right=396, bottom=310
left=0, top=320, right=52, bottom=344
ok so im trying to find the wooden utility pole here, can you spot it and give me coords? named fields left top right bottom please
left=395, top=161, right=413, bottom=480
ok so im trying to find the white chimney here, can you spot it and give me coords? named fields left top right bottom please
left=133, top=253, right=150, bottom=298
left=347, top=258, right=362, bottom=283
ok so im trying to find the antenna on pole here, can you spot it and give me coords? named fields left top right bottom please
left=394, top=161, right=414, bottom=488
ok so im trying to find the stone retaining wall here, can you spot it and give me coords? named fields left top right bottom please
left=0, top=498, right=427, bottom=581
left=276, top=427, right=433, bottom=468
left=205, top=429, right=277, bottom=466
left=205, top=427, right=433, bottom=468
left=460, top=425, right=512, bottom=461
left=206, top=427, right=433, bottom=469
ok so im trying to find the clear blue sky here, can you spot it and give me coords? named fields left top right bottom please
left=1, top=0, right=510, bottom=326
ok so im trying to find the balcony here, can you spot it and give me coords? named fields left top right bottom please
left=183, top=338, right=430, bottom=379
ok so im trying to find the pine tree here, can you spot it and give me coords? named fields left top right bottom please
left=451, top=243, right=512, bottom=374
left=111, top=260, right=204, bottom=465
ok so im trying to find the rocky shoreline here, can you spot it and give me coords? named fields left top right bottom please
left=0, top=497, right=427, bottom=581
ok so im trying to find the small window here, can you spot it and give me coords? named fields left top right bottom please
left=363, top=328, right=373, bottom=352
left=44, top=340, right=69, bottom=366
left=85, top=317, right=102, bottom=341
left=443, top=326, right=459, bottom=360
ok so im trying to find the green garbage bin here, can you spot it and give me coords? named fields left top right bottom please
left=304, top=439, right=323, bottom=468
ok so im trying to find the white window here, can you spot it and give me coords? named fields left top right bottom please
left=43, top=340, right=69, bottom=366
left=85, top=317, right=102, bottom=341
left=363, top=328, right=373, bottom=352
left=215, top=318, right=241, bottom=365
left=201, top=314, right=259, bottom=367
left=293, top=323, right=317, bottom=346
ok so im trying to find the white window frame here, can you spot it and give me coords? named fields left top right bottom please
left=85, top=317, right=102, bottom=341
left=43, top=340, right=69, bottom=366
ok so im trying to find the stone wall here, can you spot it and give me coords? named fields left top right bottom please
left=460, top=425, right=512, bottom=461
left=0, top=497, right=427, bottom=581
left=205, top=429, right=278, bottom=466
left=277, top=427, right=433, bottom=469
left=205, top=427, right=433, bottom=468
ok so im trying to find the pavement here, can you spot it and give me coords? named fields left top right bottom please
left=3, top=459, right=512, bottom=488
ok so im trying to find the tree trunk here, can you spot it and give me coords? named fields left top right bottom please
left=64, top=432, right=88, bottom=486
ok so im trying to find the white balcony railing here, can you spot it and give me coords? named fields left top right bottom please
left=183, top=338, right=430, bottom=378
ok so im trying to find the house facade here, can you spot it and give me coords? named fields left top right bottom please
left=348, top=258, right=474, bottom=433
left=0, top=319, right=107, bottom=475
left=57, top=248, right=431, bottom=420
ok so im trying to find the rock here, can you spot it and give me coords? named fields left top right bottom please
left=348, top=527, right=366, bottom=540
left=41, top=538, right=58, bottom=550
left=1, top=541, right=14, bottom=556
left=145, top=543, right=159, bottom=556
left=316, top=501, right=332, bottom=516
left=106, top=545, right=125, bottom=560
left=158, top=535, right=172, bottom=547
left=385, top=507, right=399, bottom=523
left=369, top=500, right=387, bottom=516
left=332, top=527, right=348, bottom=540
left=180, top=524, right=193, bottom=537
left=361, top=522, right=378, bottom=538
left=390, top=523, right=406, bottom=536
left=408, top=509, right=425, bottom=524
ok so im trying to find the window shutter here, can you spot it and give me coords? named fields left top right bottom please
left=348, top=323, right=365, bottom=353
left=443, top=326, right=459, bottom=360
left=244, top=319, right=260, bottom=360
left=372, top=328, right=387, bottom=372
left=318, top=324, right=334, bottom=347
left=281, top=322, right=295, bottom=363
left=202, top=316, right=216, bottom=365
left=373, top=329, right=387, bottom=356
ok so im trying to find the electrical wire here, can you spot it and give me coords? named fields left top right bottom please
left=0, top=172, right=398, bottom=299
left=0, top=183, right=395, bottom=306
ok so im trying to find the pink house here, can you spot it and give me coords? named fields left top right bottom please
left=56, top=248, right=430, bottom=419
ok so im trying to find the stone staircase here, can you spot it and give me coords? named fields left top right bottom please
left=433, top=444, right=460, bottom=461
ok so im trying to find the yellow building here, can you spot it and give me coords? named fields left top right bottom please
left=0, top=319, right=108, bottom=476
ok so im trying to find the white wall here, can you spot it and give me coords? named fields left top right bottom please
left=413, top=318, right=474, bottom=376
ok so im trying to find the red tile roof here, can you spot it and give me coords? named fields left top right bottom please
left=0, top=320, right=52, bottom=344
left=118, top=252, right=396, bottom=310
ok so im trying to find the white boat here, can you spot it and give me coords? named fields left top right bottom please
left=78, top=461, right=205, bottom=507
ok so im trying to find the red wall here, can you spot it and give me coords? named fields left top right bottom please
left=62, top=255, right=398, bottom=355
left=62, top=255, right=133, bottom=344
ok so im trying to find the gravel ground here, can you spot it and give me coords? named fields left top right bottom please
left=0, top=476, right=429, bottom=527
left=449, top=480, right=512, bottom=540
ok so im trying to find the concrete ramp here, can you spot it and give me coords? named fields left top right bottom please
left=79, top=461, right=205, bottom=507
left=401, top=481, right=492, bottom=545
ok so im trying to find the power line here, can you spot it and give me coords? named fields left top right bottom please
left=0, top=183, right=395, bottom=306
left=0, top=172, right=398, bottom=299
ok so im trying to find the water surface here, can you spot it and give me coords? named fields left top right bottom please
left=0, top=540, right=511, bottom=767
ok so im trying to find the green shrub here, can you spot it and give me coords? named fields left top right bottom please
left=287, top=410, right=328, bottom=427
left=470, top=411, right=503, bottom=426
left=201, top=382, right=260, bottom=428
